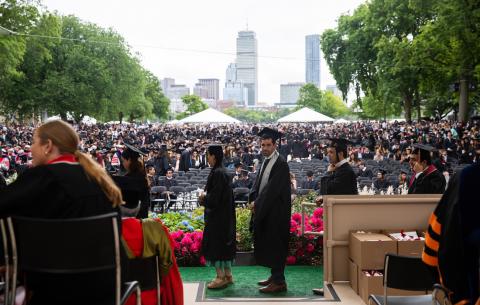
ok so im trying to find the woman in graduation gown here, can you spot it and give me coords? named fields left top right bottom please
left=0, top=120, right=124, bottom=305
left=199, top=145, right=236, bottom=289
left=113, top=143, right=150, bottom=218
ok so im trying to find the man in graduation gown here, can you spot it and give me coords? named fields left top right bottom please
left=408, top=144, right=446, bottom=194
left=319, top=138, right=358, bottom=196
left=314, top=138, right=358, bottom=296
left=249, top=127, right=291, bottom=293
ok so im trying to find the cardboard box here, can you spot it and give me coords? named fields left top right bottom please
left=358, top=270, right=383, bottom=304
left=384, top=230, right=425, bottom=257
left=358, top=271, right=428, bottom=304
left=349, top=258, right=359, bottom=293
left=349, top=232, right=397, bottom=270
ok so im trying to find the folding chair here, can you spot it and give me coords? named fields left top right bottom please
left=5, top=213, right=140, bottom=305
left=369, top=253, right=434, bottom=305
left=150, top=186, right=167, bottom=213
left=233, top=187, right=250, bottom=207
left=169, top=186, right=186, bottom=211
left=432, top=284, right=452, bottom=305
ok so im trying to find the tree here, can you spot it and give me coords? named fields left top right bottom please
left=144, top=70, right=170, bottom=121
left=297, top=84, right=349, bottom=118
left=176, top=95, right=207, bottom=119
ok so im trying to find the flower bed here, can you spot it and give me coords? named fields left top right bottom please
left=151, top=192, right=323, bottom=266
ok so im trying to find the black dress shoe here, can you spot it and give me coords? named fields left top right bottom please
left=257, top=277, right=272, bottom=286
left=259, top=282, right=287, bottom=293
left=312, top=288, right=324, bottom=296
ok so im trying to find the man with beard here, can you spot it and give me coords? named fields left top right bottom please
left=314, top=138, right=358, bottom=296
left=249, top=127, right=291, bottom=293
left=408, top=144, right=446, bottom=194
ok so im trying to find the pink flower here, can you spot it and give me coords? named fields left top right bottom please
left=193, top=231, right=203, bottom=242
left=286, top=256, right=296, bottom=265
left=190, top=241, right=201, bottom=253
left=306, top=243, right=315, bottom=253
left=305, top=224, right=312, bottom=232
left=181, top=246, right=188, bottom=255
left=181, top=236, right=193, bottom=246
left=313, top=208, right=323, bottom=219
left=173, top=241, right=181, bottom=250
left=290, top=225, right=298, bottom=233
left=199, top=256, right=206, bottom=266
left=291, top=213, right=302, bottom=223
left=290, top=219, right=298, bottom=227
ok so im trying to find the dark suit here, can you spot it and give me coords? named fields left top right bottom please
left=301, top=179, right=318, bottom=190
left=357, top=168, right=374, bottom=178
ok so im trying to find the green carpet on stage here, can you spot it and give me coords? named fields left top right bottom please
left=180, top=265, right=323, bottom=298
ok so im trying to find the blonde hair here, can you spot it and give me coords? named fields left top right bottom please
left=36, top=120, right=123, bottom=207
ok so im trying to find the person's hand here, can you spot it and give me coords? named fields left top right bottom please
left=327, top=164, right=335, bottom=172
left=315, top=196, right=323, bottom=207
left=198, top=192, right=206, bottom=206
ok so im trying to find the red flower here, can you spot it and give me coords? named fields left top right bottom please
left=313, top=208, right=323, bottom=219
left=199, top=256, right=206, bottom=266
left=181, top=236, right=193, bottom=246
left=286, top=256, right=296, bottom=265
left=291, top=213, right=302, bottom=223
left=306, top=243, right=315, bottom=253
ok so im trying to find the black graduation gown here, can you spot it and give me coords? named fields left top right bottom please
left=112, top=172, right=150, bottom=218
left=0, top=163, right=122, bottom=305
left=408, top=168, right=446, bottom=194
left=251, top=155, right=291, bottom=268
left=201, top=167, right=236, bottom=261
left=320, top=162, right=358, bottom=195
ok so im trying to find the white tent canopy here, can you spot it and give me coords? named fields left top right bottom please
left=179, top=108, right=240, bottom=123
left=277, top=107, right=334, bottom=123
left=334, top=118, right=350, bottom=124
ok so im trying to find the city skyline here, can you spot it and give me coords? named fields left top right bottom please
left=41, top=0, right=366, bottom=104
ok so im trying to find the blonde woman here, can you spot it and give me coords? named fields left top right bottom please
left=0, top=120, right=123, bottom=305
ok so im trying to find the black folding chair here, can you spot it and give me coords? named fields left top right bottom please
left=369, top=253, right=434, bottom=305
left=5, top=213, right=140, bottom=305
left=233, top=187, right=250, bottom=207
left=150, top=186, right=167, bottom=213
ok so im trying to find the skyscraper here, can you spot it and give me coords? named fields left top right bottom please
left=198, top=79, right=220, bottom=100
left=280, top=83, right=305, bottom=104
left=305, top=34, right=321, bottom=87
left=236, top=31, right=258, bottom=106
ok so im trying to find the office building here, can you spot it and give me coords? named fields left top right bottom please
left=305, top=34, right=321, bottom=87
left=236, top=30, right=258, bottom=106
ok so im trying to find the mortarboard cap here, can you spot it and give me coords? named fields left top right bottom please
left=412, top=143, right=437, bottom=152
left=323, top=138, right=355, bottom=152
left=123, top=143, right=147, bottom=159
left=412, top=143, right=436, bottom=162
left=207, top=144, right=224, bottom=156
left=258, top=127, right=282, bottom=142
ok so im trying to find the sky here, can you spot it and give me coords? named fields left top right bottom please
left=41, top=0, right=366, bottom=104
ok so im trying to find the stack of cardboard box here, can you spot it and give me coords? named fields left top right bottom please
left=348, top=231, right=426, bottom=304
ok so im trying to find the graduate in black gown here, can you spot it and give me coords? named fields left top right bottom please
left=199, top=145, right=236, bottom=289
left=113, top=143, right=150, bottom=218
left=249, top=127, right=291, bottom=293
left=314, top=138, right=358, bottom=296
left=408, top=144, right=446, bottom=194
left=319, top=138, right=358, bottom=196
left=0, top=120, right=124, bottom=305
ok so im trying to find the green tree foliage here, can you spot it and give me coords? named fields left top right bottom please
left=321, top=0, right=480, bottom=122
left=176, top=95, right=207, bottom=120
left=0, top=1, right=169, bottom=123
left=296, top=84, right=349, bottom=118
